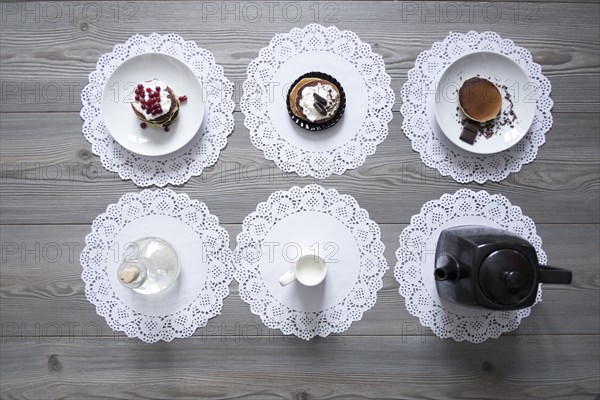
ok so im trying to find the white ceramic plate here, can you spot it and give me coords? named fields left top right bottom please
left=101, top=53, right=205, bottom=157
left=434, top=52, right=537, bottom=154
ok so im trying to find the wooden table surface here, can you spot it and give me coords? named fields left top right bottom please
left=1, top=1, right=599, bottom=399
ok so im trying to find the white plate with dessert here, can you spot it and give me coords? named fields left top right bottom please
left=101, top=53, right=205, bottom=157
left=434, top=51, right=537, bottom=155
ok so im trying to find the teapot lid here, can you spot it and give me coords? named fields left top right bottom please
left=479, top=249, right=536, bottom=305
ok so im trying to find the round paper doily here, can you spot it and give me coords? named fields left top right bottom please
left=241, top=24, right=395, bottom=179
left=400, top=31, right=552, bottom=184
left=81, top=32, right=235, bottom=187
left=394, top=189, right=546, bottom=343
left=234, top=184, right=388, bottom=339
left=80, top=189, right=234, bottom=342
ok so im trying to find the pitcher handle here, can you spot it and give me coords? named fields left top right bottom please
left=279, top=270, right=296, bottom=286
left=539, top=266, right=572, bottom=284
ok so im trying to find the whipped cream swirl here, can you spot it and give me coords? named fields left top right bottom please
left=298, top=83, right=339, bottom=122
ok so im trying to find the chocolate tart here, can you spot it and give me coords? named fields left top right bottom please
left=286, top=72, right=346, bottom=131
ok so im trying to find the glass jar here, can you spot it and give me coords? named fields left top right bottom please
left=117, top=237, right=180, bottom=294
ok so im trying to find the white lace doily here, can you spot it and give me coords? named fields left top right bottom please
left=81, top=33, right=234, bottom=187
left=241, top=24, right=394, bottom=179
left=80, top=189, right=234, bottom=343
left=234, top=185, right=388, bottom=340
left=394, top=189, right=546, bottom=343
left=400, top=31, right=553, bottom=184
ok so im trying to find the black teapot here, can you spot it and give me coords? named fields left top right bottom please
left=434, top=225, right=572, bottom=310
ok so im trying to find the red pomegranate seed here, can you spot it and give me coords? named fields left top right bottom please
left=135, top=95, right=140, bottom=101
left=164, top=126, right=169, bottom=132
left=178, top=95, right=187, bottom=102
left=141, top=105, right=146, bottom=110
left=140, top=122, right=147, bottom=129
left=146, top=87, right=152, bottom=93
left=137, top=83, right=143, bottom=89
left=155, top=86, right=161, bottom=92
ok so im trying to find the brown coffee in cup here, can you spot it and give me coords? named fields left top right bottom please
left=458, top=77, right=502, bottom=144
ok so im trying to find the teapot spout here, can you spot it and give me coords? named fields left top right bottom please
left=539, top=266, right=572, bottom=284
left=434, top=255, right=460, bottom=281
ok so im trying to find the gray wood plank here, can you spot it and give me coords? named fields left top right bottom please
left=1, top=2, right=599, bottom=113
left=1, top=335, right=598, bottom=400
left=1, top=112, right=599, bottom=225
left=1, top=224, right=598, bottom=337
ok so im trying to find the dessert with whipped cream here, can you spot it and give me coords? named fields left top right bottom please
left=288, top=72, right=345, bottom=130
left=131, top=79, right=182, bottom=132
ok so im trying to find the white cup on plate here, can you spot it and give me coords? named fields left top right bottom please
left=279, top=246, right=327, bottom=287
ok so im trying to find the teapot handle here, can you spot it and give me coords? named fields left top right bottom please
left=539, top=266, right=572, bottom=284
